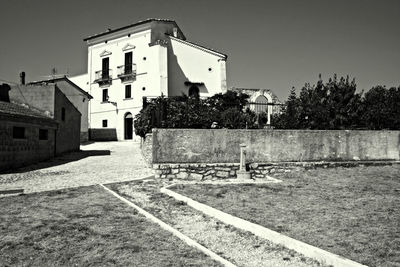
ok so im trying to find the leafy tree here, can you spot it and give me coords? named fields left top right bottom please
left=134, top=91, right=257, bottom=138
left=274, top=74, right=363, bottom=129
left=361, top=85, right=400, bottom=130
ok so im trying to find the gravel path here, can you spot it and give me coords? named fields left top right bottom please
left=0, top=141, right=154, bottom=194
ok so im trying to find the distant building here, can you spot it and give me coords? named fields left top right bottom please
left=0, top=84, right=57, bottom=172
left=72, top=18, right=228, bottom=141
left=229, top=87, right=282, bottom=125
left=29, top=76, right=93, bottom=142
left=9, top=82, right=81, bottom=155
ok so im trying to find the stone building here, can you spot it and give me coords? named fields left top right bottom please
left=0, top=84, right=58, bottom=172
left=229, top=87, right=282, bottom=126
left=29, top=76, right=93, bottom=142
left=9, top=83, right=81, bottom=155
left=71, top=18, right=228, bottom=141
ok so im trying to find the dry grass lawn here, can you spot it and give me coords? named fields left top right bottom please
left=0, top=185, right=220, bottom=266
left=172, top=165, right=400, bottom=267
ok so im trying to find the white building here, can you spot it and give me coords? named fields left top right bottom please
left=229, top=87, right=282, bottom=126
left=72, top=18, right=227, bottom=141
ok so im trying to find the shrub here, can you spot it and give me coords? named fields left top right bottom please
left=134, top=91, right=258, bottom=137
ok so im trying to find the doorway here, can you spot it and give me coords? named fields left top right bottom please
left=124, top=113, right=133, bottom=140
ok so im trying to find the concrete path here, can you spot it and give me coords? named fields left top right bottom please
left=0, top=141, right=154, bottom=194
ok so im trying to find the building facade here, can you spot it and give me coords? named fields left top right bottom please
left=0, top=84, right=58, bottom=172
left=9, top=83, right=81, bottom=154
left=75, top=18, right=227, bottom=141
left=229, top=87, right=282, bottom=126
left=29, top=76, right=93, bottom=142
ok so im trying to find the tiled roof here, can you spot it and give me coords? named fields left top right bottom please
left=83, top=18, right=184, bottom=41
left=0, top=101, right=53, bottom=121
left=167, top=35, right=228, bottom=60
left=28, top=76, right=93, bottom=99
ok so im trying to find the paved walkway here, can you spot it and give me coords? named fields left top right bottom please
left=0, top=141, right=154, bottom=194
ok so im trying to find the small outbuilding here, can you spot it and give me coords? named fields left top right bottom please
left=0, top=84, right=58, bottom=172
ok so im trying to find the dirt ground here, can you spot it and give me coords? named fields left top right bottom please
left=0, top=141, right=154, bottom=194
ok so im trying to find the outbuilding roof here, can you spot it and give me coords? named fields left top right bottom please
left=29, top=76, right=93, bottom=99
left=0, top=101, right=55, bottom=122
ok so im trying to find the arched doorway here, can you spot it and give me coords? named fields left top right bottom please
left=188, top=84, right=200, bottom=98
left=124, top=113, right=133, bottom=140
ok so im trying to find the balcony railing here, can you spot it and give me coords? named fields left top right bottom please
left=94, top=69, right=112, bottom=85
left=117, top=64, right=137, bottom=81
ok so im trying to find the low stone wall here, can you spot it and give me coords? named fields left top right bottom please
left=140, top=133, right=153, bottom=165
left=152, top=129, right=400, bottom=163
left=89, top=128, right=117, bottom=141
left=154, top=161, right=399, bottom=181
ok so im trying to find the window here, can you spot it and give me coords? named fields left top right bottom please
left=102, top=89, right=108, bottom=102
left=102, top=57, right=109, bottom=78
left=13, top=126, right=25, bottom=139
left=39, top=129, right=48, bottom=140
left=102, top=120, right=108, bottom=127
left=125, top=85, right=131, bottom=99
left=61, top=108, right=65, bottom=121
left=125, top=52, right=133, bottom=74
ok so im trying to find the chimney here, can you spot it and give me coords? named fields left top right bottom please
left=0, top=83, right=11, bottom=102
left=20, top=71, right=25, bottom=85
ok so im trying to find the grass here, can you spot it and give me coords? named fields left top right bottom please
left=0, top=185, right=221, bottom=266
left=172, top=165, right=400, bottom=267
left=107, top=179, right=325, bottom=267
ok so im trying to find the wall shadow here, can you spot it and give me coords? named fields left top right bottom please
left=1, top=150, right=111, bottom=174
left=167, top=44, right=210, bottom=96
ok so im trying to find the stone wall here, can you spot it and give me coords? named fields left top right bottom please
left=54, top=88, right=81, bottom=155
left=89, top=128, right=118, bottom=141
left=152, top=129, right=400, bottom=163
left=154, top=161, right=398, bottom=181
left=0, top=114, right=57, bottom=172
left=140, top=133, right=153, bottom=165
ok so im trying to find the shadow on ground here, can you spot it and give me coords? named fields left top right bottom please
left=1, top=150, right=111, bottom=174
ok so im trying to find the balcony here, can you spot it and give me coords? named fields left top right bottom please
left=94, top=69, right=112, bottom=86
left=117, top=64, right=137, bottom=82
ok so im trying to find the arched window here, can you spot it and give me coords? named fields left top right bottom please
left=254, top=95, right=268, bottom=114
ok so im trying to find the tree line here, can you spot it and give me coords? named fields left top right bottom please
left=272, top=74, right=400, bottom=130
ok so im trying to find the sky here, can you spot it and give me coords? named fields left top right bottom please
left=0, top=0, right=399, bottom=101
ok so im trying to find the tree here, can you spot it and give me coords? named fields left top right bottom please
left=273, top=74, right=363, bottom=130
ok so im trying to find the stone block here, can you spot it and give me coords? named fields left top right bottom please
left=216, top=171, right=229, bottom=178
left=204, top=169, right=215, bottom=176
left=215, top=167, right=231, bottom=171
left=250, top=163, right=259, bottom=169
left=190, top=173, right=203, bottom=181
left=229, top=170, right=236, bottom=176
left=176, top=172, right=189, bottom=179
left=166, top=174, right=176, bottom=179
left=203, top=175, right=212, bottom=180
left=171, top=168, right=180, bottom=174
left=161, top=169, right=170, bottom=175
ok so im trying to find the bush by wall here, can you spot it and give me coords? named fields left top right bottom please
left=134, top=91, right=261, bottom=138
